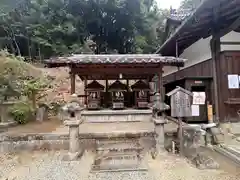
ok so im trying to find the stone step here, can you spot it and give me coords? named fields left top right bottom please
left=95, top=151, right=141, bottom=161
left=92, top=152, right=143, bottom=171
left=96, top=139, right=143, bottom=151
left=214, top=145, right=240, bottom=165
left=221, top=145, right=240, bottom=158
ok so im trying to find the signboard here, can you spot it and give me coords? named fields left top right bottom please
left=192, top=92, right=206, bottom=105
left=170, top=91, right=192, bottom=117
left=228, top=74, right=239, bottom=89
left=194, top=81, right=203, bottom=84
left=207, top=104, right=213, bottom=121
left=191, top=105, right=200, bottom=116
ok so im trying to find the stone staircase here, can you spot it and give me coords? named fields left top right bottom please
left=92, top=138, right=147, bottom=172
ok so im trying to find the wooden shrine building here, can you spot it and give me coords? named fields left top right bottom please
left=45, top=54, right=185, bottom=110
left=156, top=0, right=240, bottom=123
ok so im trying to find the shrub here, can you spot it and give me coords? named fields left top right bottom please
left=9, top=102, right=34, bottom=124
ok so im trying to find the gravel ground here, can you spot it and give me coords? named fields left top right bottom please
left=0, top=150, right=239, bottom=180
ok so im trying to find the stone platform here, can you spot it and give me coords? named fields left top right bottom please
left=81, top=109, right=152, bottom=123
left=54, top=122, right=155, bottom=138
left=91, top=138, right=147, bottom=172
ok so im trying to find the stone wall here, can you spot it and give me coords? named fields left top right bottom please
left=0, top=132, right=155, bottom=153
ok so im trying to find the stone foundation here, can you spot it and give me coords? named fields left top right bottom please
left=0, top=132, right=154, bottom=153
left=81, top=109, right=152, bottom=123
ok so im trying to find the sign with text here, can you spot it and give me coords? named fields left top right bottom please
left=167, top=87, right=192, bottom=117
left=228, top=74, right=239, bottom=89
left=193, top=92, right=206, bottom=105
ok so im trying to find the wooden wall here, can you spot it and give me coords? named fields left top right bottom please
left=163, top=59, right=213, bottom=85
left=217, top=51, right=240, bottom=122
left=163, top=51, right=240, bottom=122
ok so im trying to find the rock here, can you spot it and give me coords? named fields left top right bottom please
left=210, top=127, right=224, bottom=144
left=193, top=154, right=219, bottom=170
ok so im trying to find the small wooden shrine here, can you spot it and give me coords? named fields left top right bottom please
left=85, top=80, right=105, bottom=110
left=108, top=80, right=128, bottom=109
left=44, top=54, right=185, bottom=111
left=131, top=80, right=150, bottom=109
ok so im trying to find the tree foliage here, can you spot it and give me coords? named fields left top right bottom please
left=180, top=0, right=202, bottom=10
left=0, top=0, right=167, bottom=57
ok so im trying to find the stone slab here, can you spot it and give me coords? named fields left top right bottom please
left=93, top=137, right=146, bottom=172
left=92, top=152, right=145, bottom=172
left=64, top=120, right=83, bottom=126
left=221, top=145, right=240, bottom=158
left=0, top=121, right=17, bottom=129
left=82, top=109, right=152, bottom=115
left=214, top=145, right=240, bottom=166
left=81, top=109, right=152, bottom=123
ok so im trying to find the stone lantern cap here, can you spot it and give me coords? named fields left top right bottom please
left=62, top=94, right=85, bottom=116
left=152, top=93, right=170, bottom=112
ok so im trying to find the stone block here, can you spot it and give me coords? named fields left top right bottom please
left=62, top=151, right=84, bottom=161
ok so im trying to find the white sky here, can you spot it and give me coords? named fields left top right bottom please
left=156, top=0, right=181, bottom=9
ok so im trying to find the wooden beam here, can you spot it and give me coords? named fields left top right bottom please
left=211, top=6, right=221, bottom=122
left=210, top=38, right=220, bottom=122
left=220, top=41, right=240, bottom=45
left=72, top=67, right=162, bottom=75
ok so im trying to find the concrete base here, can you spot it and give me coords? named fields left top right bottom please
left=81, top=109, right=152, bottom=123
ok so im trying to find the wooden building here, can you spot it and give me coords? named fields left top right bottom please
left=156, top=0, right=240, bottom=123
left=45, top=54, right=185, bottom=111
left=131, top=80, right=150, bottom=109
left=85, top=80, right=104, bottom=110
left=108, top=80, right=128, bottom=109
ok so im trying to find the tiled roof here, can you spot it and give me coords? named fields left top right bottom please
left=44, top=54, right=185, bottom=66
left=131, top=80, right=150, bottom=90
left=109, top=80, right=128, bottom=91
left=85, top=80, right=104, bottom=90
left=169, top=9, right=193, bottom=22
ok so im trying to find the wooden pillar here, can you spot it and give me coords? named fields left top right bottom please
left=158, top=69, right=164, bottom=102
left=126, top=79, right=129, bottom=91
left=106, top=79, right=108, bottom=107
left=211, top=37, right=220, bottom=122
left=70, top=72, right=76, bottom=94
left=84, top=77, right=87, bottom=105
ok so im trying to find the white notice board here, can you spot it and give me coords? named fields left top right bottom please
left=193, top=92, right=206, bottom=105
left=228, top=74, right=239, bottom=89
left=191, top=105, right=200, bottom=116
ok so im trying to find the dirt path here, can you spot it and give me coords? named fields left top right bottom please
left=1, top=117, right=61, bottom=136
left=1, top=151, right=239, bottom=180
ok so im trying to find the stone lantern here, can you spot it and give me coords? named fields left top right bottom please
left=152, top=93, right=170, bottom=153
left=62, top=94, right=85, bottom=160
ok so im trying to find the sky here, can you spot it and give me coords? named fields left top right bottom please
left=156, top=0, right=181, bottom=9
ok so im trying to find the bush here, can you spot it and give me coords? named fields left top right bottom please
left=9, top=102, right=34, bottom=124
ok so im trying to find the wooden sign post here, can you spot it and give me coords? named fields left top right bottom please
left=166, top=86, right=193, bottom=156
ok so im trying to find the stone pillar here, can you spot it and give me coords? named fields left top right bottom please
left=153, top=116, right=166, bottom=151
left=64, top=119, right=83, bottom=160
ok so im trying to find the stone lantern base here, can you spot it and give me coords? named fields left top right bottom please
left=63, top=119, right=84, bottom=161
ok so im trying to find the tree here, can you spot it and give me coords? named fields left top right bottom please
left=180, top=0, right=202, bottom=10
left=0, top=0, right=167, bottom=57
